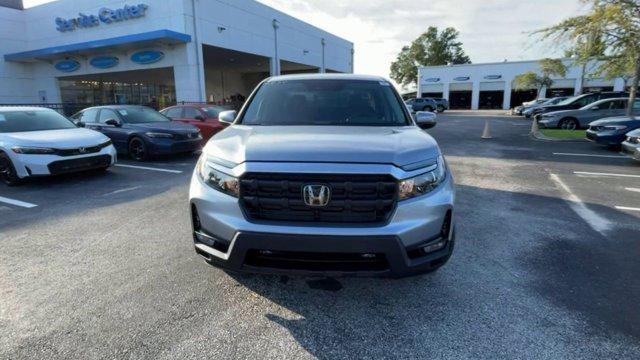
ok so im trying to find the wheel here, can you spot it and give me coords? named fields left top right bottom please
left=558, top=118, right=579, bottom=130
left=437, top=105, right=445, bottom=113
left=0, top=153, right=22, bottom=186
left=128, top=137, right=149, bottom=161
left=423, top=106, right=434, bottom=112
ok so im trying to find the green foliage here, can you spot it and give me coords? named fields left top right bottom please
left=514, top=59, right=567, bottom=97
left=390, top=27, right=471, bottom=86
left=536, top=0, right=640, bottom=115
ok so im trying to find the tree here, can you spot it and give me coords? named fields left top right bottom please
left=513, top=58, right=568, bottom=98
left=537, top=0, right=640, bottom=116
left=390, top=27, right=471, bottom=87
left=564, top=33, right=606, bottom=94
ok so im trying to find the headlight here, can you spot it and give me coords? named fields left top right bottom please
left=602, top=125, right=628, bottom=131
left=100, top=139, right=113, bottom=148
left=196, top=156, right=240, bottom=197
left=12, top=146, right=56, bottom=154
left=399, top=155, right=447, bottom=201
left=145, top=132, right=174, bottom=139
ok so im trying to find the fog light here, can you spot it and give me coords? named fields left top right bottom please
left=422, top=241, right=446, bottom=254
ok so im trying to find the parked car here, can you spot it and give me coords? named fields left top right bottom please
left=522, top=97, right=569, bottom=118
left=533, top=92, right=629, bottom=119
left=405, top=98, right=438, bottom=112
left=160, top=104, right=231, bottom=143
left=538, top=98, right=636, bottom=130
left=0, top=107, right=116, bottom=186
left=190, top=74, right=454, bottom=277
left=72, top=105, right=202, bottom=161
left=431, top=98, right=449, bottom=112
left=621, top=129, right=640, bottom=162
left=514, top=98, right=548, bottom=116
left=586, top=116, right=640, bottom=147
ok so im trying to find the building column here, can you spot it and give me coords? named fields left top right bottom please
left=471, top=81, right=480, bottom=110
left=539, top=86, right=547, bottom=99
left=503, top=80, right=512, bottom=110
left=174, top=63, right=205, bottom=102
left=614, top=77, right=626, bottom=91
left=442, top=83, right=450, bottom=101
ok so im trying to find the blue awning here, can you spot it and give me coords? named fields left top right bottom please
left=4, top=29, right=191, bottom=62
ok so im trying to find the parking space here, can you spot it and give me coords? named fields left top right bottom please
left=2, top=112, right=640, bottom=359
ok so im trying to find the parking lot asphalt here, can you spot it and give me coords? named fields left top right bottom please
left=1, top=113, right=639, bottom=359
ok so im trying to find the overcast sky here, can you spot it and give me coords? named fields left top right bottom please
left=24, top=0, right=586, bottom=83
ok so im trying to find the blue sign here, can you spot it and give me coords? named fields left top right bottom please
left=454, top=76, right=470, bottom=81
left=90, top=56, right=119, bottom=69
left=424, top=78, right=441, bottom=83
left=131, top=50, right=164, bottom=64
left=484, top=75, right=502, bottom=80
left=55, top=59, right=80, bottom=72
left=56, top=4, right=148, bottom=32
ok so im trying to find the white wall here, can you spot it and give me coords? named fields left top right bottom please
left=418, top=59, right=625, bottom=110
left=0, top=6, right=34, bottom=103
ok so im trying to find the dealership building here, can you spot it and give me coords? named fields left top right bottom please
left=417, top=59, right=628, bottom=110
left=0, top=0, right=353, bottom=111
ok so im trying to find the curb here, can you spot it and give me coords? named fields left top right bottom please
left=530, top=131, right=589, bottom=143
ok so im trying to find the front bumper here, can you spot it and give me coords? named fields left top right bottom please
left=586, top=130, right=626, bottom=146
left=10, top=145, right=117, bottom=178
left=146, top=137, right=202, bottom=155
left=622, top=141, right=640, bottom=161
left=189, top=162, right=456, bottom=277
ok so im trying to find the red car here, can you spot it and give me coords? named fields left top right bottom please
left=160, top=104, right=231, bottom=143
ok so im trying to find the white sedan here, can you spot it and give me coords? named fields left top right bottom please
left=0, top=107, right=117, bottom=186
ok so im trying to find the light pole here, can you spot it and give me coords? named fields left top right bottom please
left=272, top=19, right=280, bottom=76
left=321, top=38, right=326, bottom=73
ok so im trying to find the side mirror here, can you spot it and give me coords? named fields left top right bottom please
left=195, top=115, right=205, bottom=122
left=76, top=121, right=86, bottom=128
left=415, top=111, right=437, bottom=129
left=218, top=110, right=237, bottom=125
left=105, top=119, right=122, bottom=127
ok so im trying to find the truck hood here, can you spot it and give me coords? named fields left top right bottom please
left=3, top=128, right=109, bottom=148
left=205, top=125, right=441, bottom=168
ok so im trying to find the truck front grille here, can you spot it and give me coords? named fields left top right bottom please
left=240, top=173, right=398, bottom=224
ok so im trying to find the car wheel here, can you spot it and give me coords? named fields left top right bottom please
left=128, top=137, right=149, bottom=161
left=423, top=106, right=434, bottom=112
left=0, top=153, right=22, bottom=186
left=437, top=105, right=445, bottom=113
left=558, top=118, right=579, bottom=130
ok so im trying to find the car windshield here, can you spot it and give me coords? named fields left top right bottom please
left=240, top=79, right=411, bottom=126
left=202, top=106, right=231, bottom=118
left=118, top=107, right=170, bottom=124
left=558, top=96, right=581, bottom=106
left=0, top=110, right=77, bottom=133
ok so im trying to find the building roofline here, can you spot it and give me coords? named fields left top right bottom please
left=418, top=58, right=575, bottom=70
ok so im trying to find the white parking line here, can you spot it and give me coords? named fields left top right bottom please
left=626, top=188, right=640, bottom=193
left=553, top=152, right=628, bottom=159
left=574, top=171, right=640, bottom=179
left=102, top=186, right=142, bottom=197
left=0, top=196, right=38, bottom=209
left=616, top=206, right=640, bottom=212
left=115, top=164, right=183, bottom=174
left=549, top=174, right=611, bottom=236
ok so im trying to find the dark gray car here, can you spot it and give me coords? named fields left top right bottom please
left=538, top=98, right=637, bottom=130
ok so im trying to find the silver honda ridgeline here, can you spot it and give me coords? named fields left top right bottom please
left=189, top=75, right=455, bottom=277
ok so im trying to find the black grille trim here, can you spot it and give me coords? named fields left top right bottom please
left=239, top=173, right=399, bottom=224
left=47, top=155, right=112, bottom=175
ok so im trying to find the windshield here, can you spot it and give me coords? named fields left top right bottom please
left=0, top=110, right=77, bottom=133
left=240, top=79, right=411, bottom=126
left=558, top=96, right=580, bottom=106
left=118, top=107, right=170, bottom=124
left=202, top=106, right=231, bottom=118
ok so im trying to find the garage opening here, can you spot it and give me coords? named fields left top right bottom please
left=449, top=83, right=472, bottom=109
left=202, top=45, right=271, bottom=108
left=58, top=67, right=175, bottom=113
left=583, top=78, right=613, bottom=94
left=479, top=82, right=505, bottom=109
left=510, top=89, right=538, bottom=108
left=548, top=79, right=575, bottom=98
left=281, top=60, right=320, bottom=75
left=421, top=83, right=444, bottom=99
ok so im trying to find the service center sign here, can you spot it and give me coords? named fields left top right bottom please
left=55, top=4, right=148, bottom=32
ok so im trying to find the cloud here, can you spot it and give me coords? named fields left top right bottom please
left=259, top=0, right=587, bottom=86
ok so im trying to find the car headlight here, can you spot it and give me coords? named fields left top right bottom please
left=196, top=156, right=240, bottom=197
left=145, top=132, right=174, bottom=139
left=399, top=155, right=447, bottom=201
left=100, top=139, right=113, bottom=148
left=602, top=125, right=628, bottom=131
left=11, top=146, right=56, bottom=154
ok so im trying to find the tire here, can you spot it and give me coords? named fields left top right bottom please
left=423, top=106, right=434, bottom=112
left=128, top=137, right=149, bottom=161
left=437, top=105, right=445, bottom=113
left=558, top=118, right=579, bottom=130
left=0, top=153, right=22, bottom=186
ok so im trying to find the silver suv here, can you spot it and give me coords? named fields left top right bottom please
left=189, top=74, right=455, bottom=277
